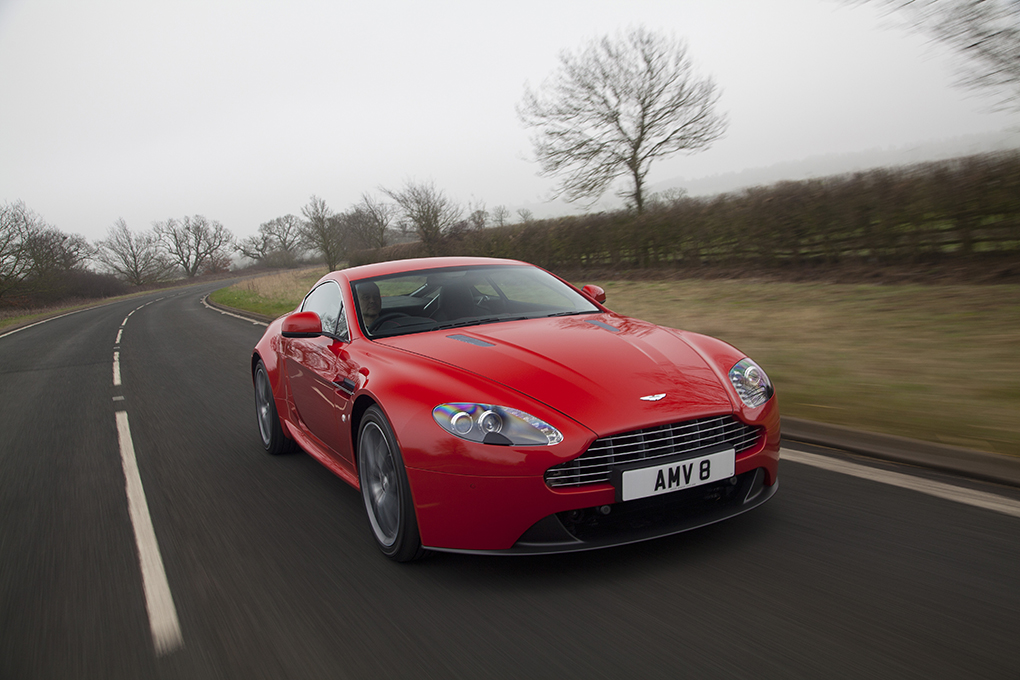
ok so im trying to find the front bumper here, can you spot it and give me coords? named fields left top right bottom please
left=436, top=467, right=777, bottom=555
left=406, top=442, right=779, bottom=553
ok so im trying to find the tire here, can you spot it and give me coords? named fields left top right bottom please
left=357, top=406, right=427, bottom=562
left=254, top=360, right=294, bottom=456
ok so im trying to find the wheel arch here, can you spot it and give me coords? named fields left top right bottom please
left=251, top=350, right=263, bottom=381
left=350, top=393, right=380, bottom=470
left=252, top=348, right=283, bottom=388
left=252, top=347, right=296, bottom=439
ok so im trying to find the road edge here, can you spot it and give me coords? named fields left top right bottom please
left=782, top=417, right=1020, bottom=489
left=203, top=295, right=278, bottom=324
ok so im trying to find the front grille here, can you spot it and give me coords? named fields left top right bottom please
left=545, top=415, right=762, bottom=489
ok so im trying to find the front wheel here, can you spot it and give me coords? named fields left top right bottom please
left=357, top=406, right=427, bottom=562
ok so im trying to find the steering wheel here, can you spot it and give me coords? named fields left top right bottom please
left=369, top=312, right=409, bottom=332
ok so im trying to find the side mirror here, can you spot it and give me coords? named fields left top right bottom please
left=581, top=284, right=607, bottom=304
left=281, top=311, right=323, bottom=338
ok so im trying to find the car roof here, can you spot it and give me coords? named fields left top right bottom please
left=328, top=256, right=530, bottom=282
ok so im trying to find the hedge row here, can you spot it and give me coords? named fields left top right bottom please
left=350, top=151, right=1020, bottom=274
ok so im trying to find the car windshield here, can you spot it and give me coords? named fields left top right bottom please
left=352, top=264, right=600, bottom=338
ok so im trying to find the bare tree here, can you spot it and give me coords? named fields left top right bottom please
left=518, top=26, right=728, bottom=214
left=382, top=181, right=462, bottom=255
left=24, top=228, right=94, bottom=280
left=467, top=202, right=489, bottom=230
left=204, top=251, right=233, bottom=274
left=263, top=214, right=303, bottom=256
left=491, top=205, right=512, bottom=228
left=344, top=193, right=395, bottom=251
left=646, top=187, right=689, bottom=212
left=154, top=215, right=234, bottom=278
left=1, top=201, right=39, bottom=300
left=859, top=0, right=1020, bottom=111
left=516, top=208, right=534, bottom=224
left=239, top=215, right=303, bottom=267
left=300, top=196, right=345, bottom=270
left=97, top=218, right=174, bottom=285
left=237, top=230, right=275, bottom=263
left=339, top=209, right=368, bottom=253
left=1, top=201, right=100, bottom=301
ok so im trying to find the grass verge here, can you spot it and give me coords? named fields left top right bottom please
left=595, top=279, right=1019, bottom=456
left=208, top=267, right=325, bottom=318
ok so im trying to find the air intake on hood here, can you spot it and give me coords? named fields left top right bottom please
left=584, top=320, right=620, bottom=333
left=447, top=334, right=495, bottom=347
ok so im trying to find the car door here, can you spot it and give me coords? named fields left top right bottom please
left=283, top=281, right=357, bottom=465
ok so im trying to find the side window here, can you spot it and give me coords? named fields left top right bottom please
left=301, top=282, right=347, bottom=340
left=335, top=299, right=349, bottom=341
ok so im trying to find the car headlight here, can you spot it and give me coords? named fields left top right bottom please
left=728, top=358, right=774, bottom=408
left=433, top=403, right=563, bottom=446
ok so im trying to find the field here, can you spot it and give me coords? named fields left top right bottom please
left=218, top=273, right=1020, bottom=456
left=595, top=279, right=1020, bottom=455
left=208, top=267, right=326, bottom=318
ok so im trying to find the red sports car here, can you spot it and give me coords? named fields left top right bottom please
left=252, top=257, right=779, bottom=561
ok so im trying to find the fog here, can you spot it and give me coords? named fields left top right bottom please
left=0, top=0, right=1016, bottom=241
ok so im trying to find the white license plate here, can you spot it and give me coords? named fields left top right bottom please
left=619, top=449, right=735, bottom=502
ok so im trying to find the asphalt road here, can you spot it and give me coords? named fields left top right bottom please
left=2, top=283, right=1018, bottom=679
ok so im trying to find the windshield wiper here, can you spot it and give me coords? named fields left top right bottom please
left=433, top=315, right=528, bottom=330
left=544, top=310, right=594, bottom=318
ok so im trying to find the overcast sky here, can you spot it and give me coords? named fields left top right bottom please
left=1, top=0, right=1017, bottom=242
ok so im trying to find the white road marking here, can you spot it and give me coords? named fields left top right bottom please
left=113, top=351, right=121, bottom=386
left=0, top=295, right=165, bottom=341
left=115, top=411, right=183, bottom=655
left=116, top=328, right=123, bottom=344
left=782, top=448, right=1020, bottom=519
left=200, top=295, right=269, bottom=326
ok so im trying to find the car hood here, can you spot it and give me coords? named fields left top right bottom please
left=377, top=314, right=736, bottom=437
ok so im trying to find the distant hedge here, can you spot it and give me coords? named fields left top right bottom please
left=350, top=152, right=1020, bottom=276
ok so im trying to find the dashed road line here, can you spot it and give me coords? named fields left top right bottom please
left=112, top=296, right=183, bottom=656
left=0, top=295, right=167, bottom=341
left=5, top=294, right=187, bottom=654
left=783, top=448, right=1020, bottom=519
left=115, top=411, right=183, bottom=655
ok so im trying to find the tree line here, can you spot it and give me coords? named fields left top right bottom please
left=234, top=183, right=526, bottom=271
left=0, top=205, right=241, bottom=308
left=0, top=181, right=529, bottom=310
left=5, top=149, right=1017, bottom=313
left=0, top=201, right=120, bottom=307
left=350, top=152, right=1020, bottom=278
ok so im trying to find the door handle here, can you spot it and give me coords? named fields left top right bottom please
left=333, top=377, right=356, bottom=394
